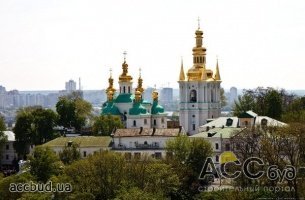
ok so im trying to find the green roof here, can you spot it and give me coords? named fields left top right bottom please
left=42, top=136, right=112, bottom=148
left=101, top=102, right=121, bottom=115
left=114, top=93, right=134, bottom=103
left=129, top=102, right=148, bottom=115
left=190, top=127, right=244, bottom=139
left=151, top=100, right=164, bottom=115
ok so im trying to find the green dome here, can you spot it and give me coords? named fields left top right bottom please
left=101, top=102, right=121, bottom=115
left=115, top=93, right=134, bottom=103
left=151, top=100, right=164, bottom=115
left=129, top=102, right=148, bottom=115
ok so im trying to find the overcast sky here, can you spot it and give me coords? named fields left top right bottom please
left=0, top=0, right=304, bottom=91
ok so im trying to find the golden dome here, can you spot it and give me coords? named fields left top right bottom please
left=119, top=61, right=133, bottom=82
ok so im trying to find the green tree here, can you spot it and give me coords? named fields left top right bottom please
left=29, top=146, right=63, bottom=182
left=13, top=107, right=58, bottom=158
left=233, top=91, right=256, bottom=116
left=233, top=87, right=285, bottom=119
left=166, top=135, right=213, bottom=197
left=59, top=143, right=81, bottom=165
left=0, top=116, right=7, bottom=165
left=0, top=172, right=34, bottom=200
left=282, top=96, right=305, bottom=123
left=114, top=187, right=165, bottom=200
left=0, top=115, right=6, bottom=131
left=13, top=110, right=34, bottom=158
left=92, top=115, right=123, bottom=136
left=220, top=87, right=227, bottom=107
left=56, top=96, right=92, bottom=131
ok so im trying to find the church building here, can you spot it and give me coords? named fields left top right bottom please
left=178, top=23, right=222, bottom=135
left=101, top=55, right=167, bottom=129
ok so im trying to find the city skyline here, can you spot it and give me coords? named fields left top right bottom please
left=0, top=0, right=304, bottom=91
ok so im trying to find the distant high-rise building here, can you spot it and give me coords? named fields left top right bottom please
left=0, top=85, right=6, bottom=94
left=229, top=87, right=238, bottom=104
left=65, top=80, right=77, bottom=92
left=143, top=87, right=154, bottom=102
left=160, top=87, right=173, bottom=103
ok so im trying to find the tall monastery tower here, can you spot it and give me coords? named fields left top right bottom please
left=178, top=23, right=222, bottom=135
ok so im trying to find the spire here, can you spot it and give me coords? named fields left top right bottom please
left=136, top=68, right=144, bottom=93
left=106, top=68, right=116, bottom=94
left=179, top=57, right=185, bottom=81
left=197, top=17, right=200, bottom=30
left=214, top=57, right=221, bottom=81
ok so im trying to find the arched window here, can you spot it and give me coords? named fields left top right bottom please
left=226, top=118, right=233, bottom=126
left=153, top=119, right=157, bottom=126
left=261, top=118, right=268, bottom=126
left=133, top=120, right=136, bottom=127
left=190, top=90, right=197, bottom=102
left=161, top=118, right=164, bottom=123
left=123, top=86, right=126, bottom=93
left=128, top=86, right=130, bottom=93
left=144, top=119, right=147, bottom=125
left=211, top=90, right=214, bottom=102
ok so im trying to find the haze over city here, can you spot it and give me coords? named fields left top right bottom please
left=0, top=0, right=304, bottom=91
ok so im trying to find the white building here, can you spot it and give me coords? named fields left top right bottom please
left=112, top=127, right=185, bottom=159
left=178, top=24, right=222, bottom=135
left=191, top=111, right=287, bottom=166
left=1, top=131, right=17, bottom=166
left=101, top=56, right=167, bottom=129
left=42, top=136, right=112, bottom=158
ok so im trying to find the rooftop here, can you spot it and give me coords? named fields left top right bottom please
left=42, top=136, right=112, bottom=148
left=191, top=127, right=244, bottom=139
left=113, top=128, right=184, bottom=137
left=3, top=131, right=15, bottom=141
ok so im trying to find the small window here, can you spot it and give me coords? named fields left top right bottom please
left=261, top=119, right=268, bottom=126
left=215, top=155, right=219, bottom=162
left=134, top=152, right=141, bottom=159
left=133, top=120, right=136, bottom=127
left=192, top=115, right=195, bottom=118
left=226, top=118, right=233, bottom=127
left=6, top=155, right=9, bottom=160
left=161, top=118, right=164, bottom=123
left=215, top=143, right=219, bottom=150
left=125, top=153, right=132, bottom=160
left=6, top=144, right=9, bottom=150
left=244, top=121, right=248, bottom=126
left=225, top=143, right=230, bottom=151
left=144, top=141, right=148, bottom=145
left=153, top=119, right=157, bottom=126
left=192, top=124, right=196, bottom=131
left=155, top=152, right=162, bottom=159
left=190, top=90, right=197, bottom=102
left=144, top=119, right=147, bottom=125
left=128, top=86, right=130, bottom=93
left=83, top=151, right=87, bottom=157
